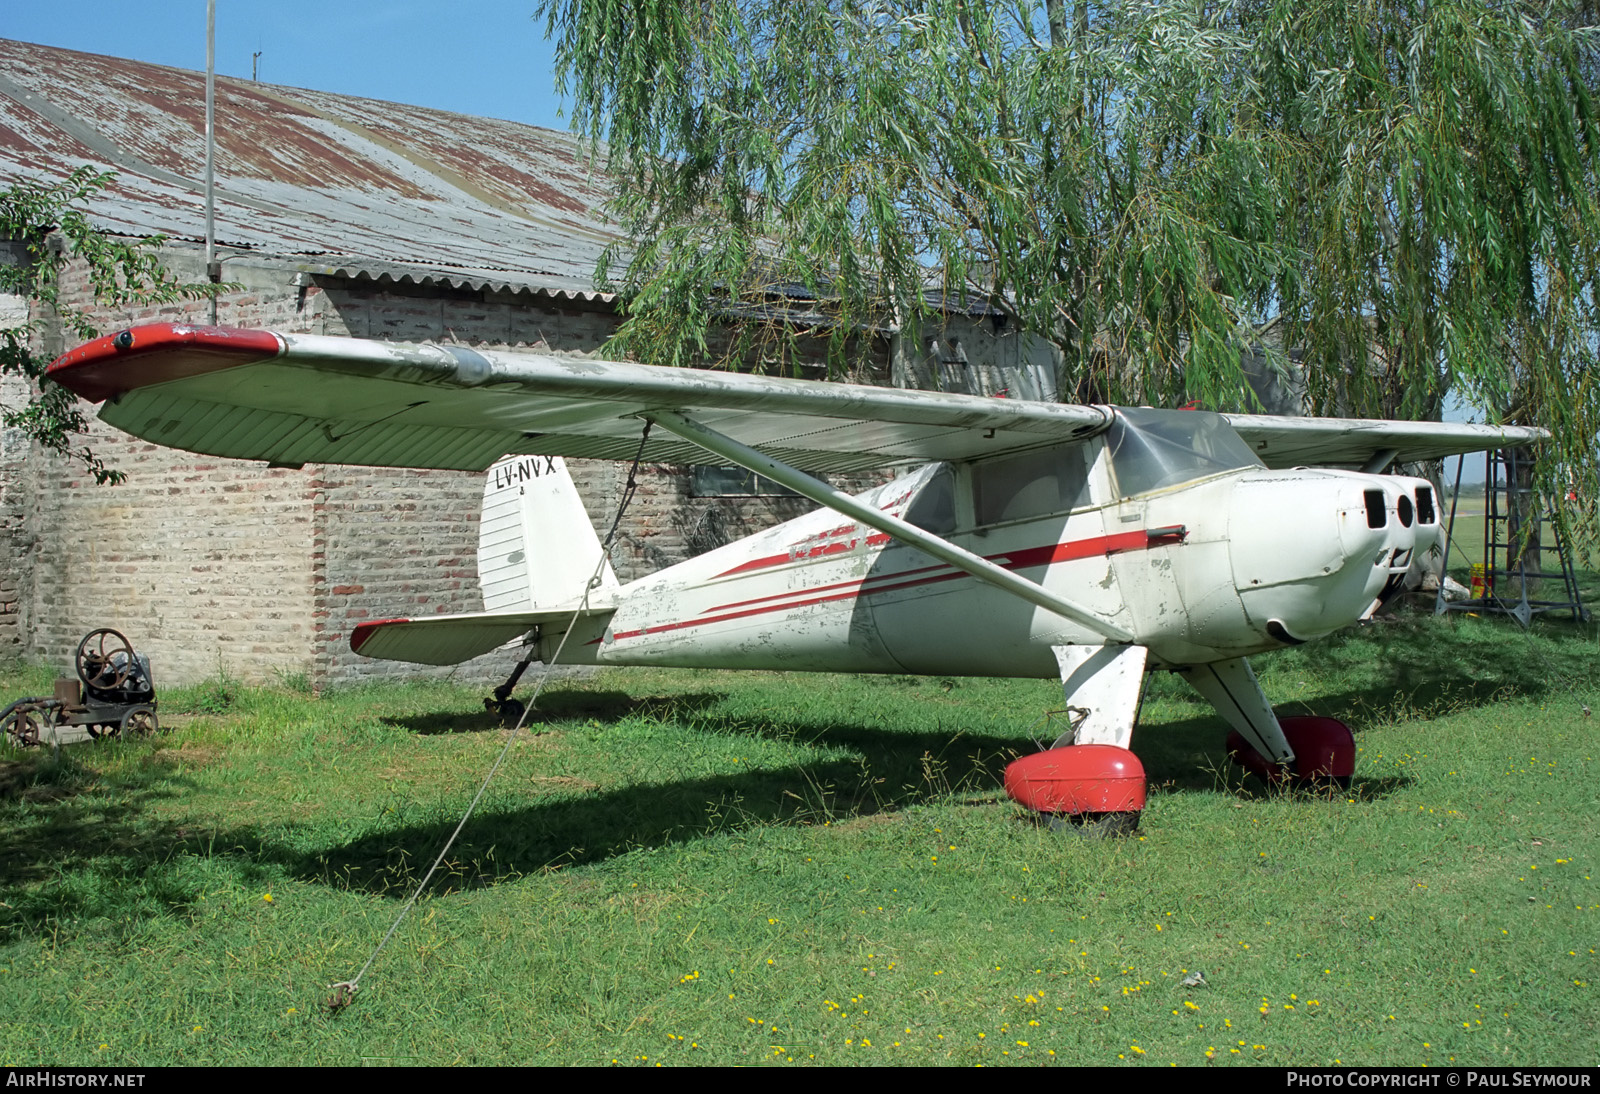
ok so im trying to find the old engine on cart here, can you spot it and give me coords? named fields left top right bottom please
left=1, top=629, right=159, bottom=747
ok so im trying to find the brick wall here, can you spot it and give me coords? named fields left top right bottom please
left=1, top=240, right=31, bottom=661
left=17, top=251, right=320, bottom=683
left=21, top=432, right=318, bottom=686
left=0, top=368, right=28, bottom=663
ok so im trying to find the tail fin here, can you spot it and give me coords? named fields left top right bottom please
left=479, top=455, right=618, bottom=611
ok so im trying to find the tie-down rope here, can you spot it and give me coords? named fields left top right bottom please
left=328, top=422, right=654, bottom=1012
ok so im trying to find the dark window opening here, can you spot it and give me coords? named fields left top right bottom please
left=1415, top=486, right=1436, bottom=525
left=1364, top=490, right=1387, bottom=529
left=1397, top=494, right=1414, bottom=527
left=690, top=466, right=800, bottom=498
left=904, top=466, right=957, bottom=533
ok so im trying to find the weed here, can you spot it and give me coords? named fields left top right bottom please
left=1202, top=754, right=1254, bottom=798
left=175, top=656, right=241, bottom=715
left=193, top=680, right=234, bottom=714
left=273, top=668, right=314, bottom=696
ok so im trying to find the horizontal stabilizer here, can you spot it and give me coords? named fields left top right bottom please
left=350, top=606, right=614, bottom=666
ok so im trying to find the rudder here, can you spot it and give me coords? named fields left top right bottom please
left=479, top=454, right=618, bottom=611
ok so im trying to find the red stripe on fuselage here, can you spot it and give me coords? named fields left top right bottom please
left=612, top=527, right=1161, bottom=641
left=711, top=532, right=893, bottom=580
left=714, top=505, right=914, bottom=579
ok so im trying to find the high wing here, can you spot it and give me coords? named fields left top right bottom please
left=47, top=324, right=1543, bottom=472
left=1222, top=414, right=1541, bottom=469
left=46, top=324, right=1109, bottom=473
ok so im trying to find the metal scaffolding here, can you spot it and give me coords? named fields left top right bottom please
left=1435, top=448, right=1587, bottom=625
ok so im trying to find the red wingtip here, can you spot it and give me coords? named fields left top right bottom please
left=46, top=323, right=283, bottom=403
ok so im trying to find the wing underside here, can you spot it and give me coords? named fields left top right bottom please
left=47, top=324, right=1544, bottom=472
left=1223, top=414, right=1541, bottom=469
left=48, top=324, right=1110, bottom=473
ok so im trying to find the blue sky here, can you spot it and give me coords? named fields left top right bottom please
left=4, top=2, right=573, bottom=131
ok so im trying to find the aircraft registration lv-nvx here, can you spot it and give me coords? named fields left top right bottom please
left=48, top=324, right=1544, bottom=833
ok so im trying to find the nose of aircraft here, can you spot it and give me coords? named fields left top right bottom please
left=1228, top=472, right=1442, bottom=645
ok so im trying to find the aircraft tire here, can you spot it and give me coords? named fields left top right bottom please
left=1227, top=716, right=1355, bottom=788
left=1280, top=715, right=1355, bottom=787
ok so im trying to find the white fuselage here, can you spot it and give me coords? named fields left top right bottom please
left=544, top=432, right=1441, bottom=677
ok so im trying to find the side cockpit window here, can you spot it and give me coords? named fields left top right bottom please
left=971, top=446, right=1092, bottom=526
left=1105, top=408, right=1263, bottom=497
left=904, top=465, right=957, bottom=533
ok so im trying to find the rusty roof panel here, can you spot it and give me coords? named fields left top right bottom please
left=0, top=38, right=623, bottom=297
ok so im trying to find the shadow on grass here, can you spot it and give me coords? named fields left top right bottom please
left=283, top=720, right=1022, bottom=896
left=0, top=702, right=1429, bottom=933
left=1262, top=611, right=1598, bottom=716
left=271, top=701, right=1425, bottom=897
left=384, top=691, right=730, bottom=735
left=0, top=748, right=205, bottom=936
left=0, top=701, right=1029, bottom=923
left=278, top=617, right=1560, bottom=897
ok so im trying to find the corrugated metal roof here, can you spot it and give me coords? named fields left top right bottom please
left=0, top=38, right=622, bottom=299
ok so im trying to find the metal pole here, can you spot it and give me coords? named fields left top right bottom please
left=1434, top=452, right=1467, bottom=615
left=205, top=0, right=217, bottom=325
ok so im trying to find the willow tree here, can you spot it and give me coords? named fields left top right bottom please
left=1256, top=3, right=1600, bottom=456
left=542, top=0, right=1600, bottom=487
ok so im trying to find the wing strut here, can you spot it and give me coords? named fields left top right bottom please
left=647, top=410, right=1135, bottom=642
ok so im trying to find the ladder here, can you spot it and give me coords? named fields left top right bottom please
left=1435, top=448, right=1588, bottom=625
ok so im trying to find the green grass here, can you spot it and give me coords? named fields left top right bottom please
left=0, top=610, right=1596, bottom=1066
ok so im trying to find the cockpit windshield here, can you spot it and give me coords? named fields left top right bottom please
left=1105, top=407, right=1263, bottom=497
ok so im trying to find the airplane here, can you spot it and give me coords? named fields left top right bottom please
left=47, top=323, right=1544, bottom=834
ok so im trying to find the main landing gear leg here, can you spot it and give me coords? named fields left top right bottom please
left=1183, top=658, right=1354, bottom=787
left=1004, top=645, right=1150, bottom=837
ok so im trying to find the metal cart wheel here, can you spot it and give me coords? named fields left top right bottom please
left=1, top=709, right=43, bottom=749
left=119, top=706, right=159, bottom=739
